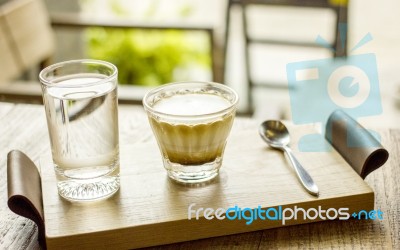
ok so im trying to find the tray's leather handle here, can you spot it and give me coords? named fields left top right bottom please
left=326, top=110, right=389, bottom=179
left=7, top=150, right=46, bottom=249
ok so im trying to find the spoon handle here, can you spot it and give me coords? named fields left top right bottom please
left=282, top=147, right=319, bottom=196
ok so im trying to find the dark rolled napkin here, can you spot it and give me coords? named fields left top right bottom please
left=325, top=110, right=389, bottom=179
left=7, top=150, right=46, bottom=249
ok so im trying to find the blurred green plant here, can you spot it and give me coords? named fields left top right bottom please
left=85, top=28, right=211, bottom=86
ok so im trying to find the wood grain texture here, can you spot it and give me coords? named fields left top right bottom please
left=0, top=103, right=398, bottom=249
left=40, top=123, right=373, bottom=249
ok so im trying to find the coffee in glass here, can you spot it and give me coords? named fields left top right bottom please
left=143, top=81, right=238, bottom=183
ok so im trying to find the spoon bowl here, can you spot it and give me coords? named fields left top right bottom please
left=259, top=120, right=290, bottom=147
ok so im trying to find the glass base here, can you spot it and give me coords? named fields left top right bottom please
left=57, top=176, right=120, bottom=202
left=164, top=157, right=221, bottom=184
left=56, top=164, right=120, bottom=202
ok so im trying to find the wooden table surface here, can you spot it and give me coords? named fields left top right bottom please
left=0, top=102, right=399, bottom=249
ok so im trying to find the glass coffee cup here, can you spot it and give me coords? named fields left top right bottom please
left=143, top=81, right=238, bottom=183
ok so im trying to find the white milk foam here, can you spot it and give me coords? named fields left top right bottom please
left=152, top=93, right=231, bottom=115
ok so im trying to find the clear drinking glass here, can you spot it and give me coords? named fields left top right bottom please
left=143, top=81, right=239, bottom=183
left=39, top=59, right=120, bottom=202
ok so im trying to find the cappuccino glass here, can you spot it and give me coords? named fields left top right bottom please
left=143, top=81, right=238, bottom=183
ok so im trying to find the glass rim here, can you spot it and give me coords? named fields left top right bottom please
left=142, top=81, right=239, bottom=119
left=39, top=59, right=118, bottom=88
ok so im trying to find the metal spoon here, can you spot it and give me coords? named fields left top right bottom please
left=259, top=120, right=319, bottom=196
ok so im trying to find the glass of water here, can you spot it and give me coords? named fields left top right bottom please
left=39, top=59, right=120, bottom=202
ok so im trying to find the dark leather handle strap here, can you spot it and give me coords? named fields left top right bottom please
left=7, top=150, right=46, bottom=249
left=326, top=110, right=389, bottom=179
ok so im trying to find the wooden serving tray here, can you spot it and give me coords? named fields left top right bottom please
left=39, top=122, right=373, bottom=249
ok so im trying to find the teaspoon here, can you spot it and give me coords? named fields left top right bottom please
left=259, top=120, right=319, bottom=196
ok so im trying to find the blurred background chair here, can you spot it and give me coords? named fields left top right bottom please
left=0, top=0, right=217, bottom=104
left=0, top=0, right=54, bottom=84
left=224, top=0, right=349, bottom=114
left=1, top=0, right=400, bottom=127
